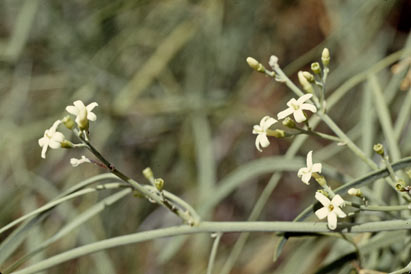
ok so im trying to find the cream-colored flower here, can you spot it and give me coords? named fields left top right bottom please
left=70, top=155, right=91, bottom=167
left=277, top=94, right=317, bottom=123
left=66, top=100, right=98, bottom=129
left=38, top=120, right=65, bottom=159
left=297, top=151, right=322, bottom=184
left=315, top=192, right=346, bottom=230
left=252, top=116, right=277, bottom=152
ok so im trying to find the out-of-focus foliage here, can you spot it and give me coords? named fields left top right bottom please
left=0, top=0, right=409, bottom=273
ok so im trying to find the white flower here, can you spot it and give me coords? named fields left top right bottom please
left=297, top=150, right=322, bottom=184
left=70, top=155, right=91, bottom=167
left=277, top=94, right=317, bottom=123
left=38, top=120, right=65, bottom=159
left=315, top=192, right=346, bottom=230
left=66, top=100, right=98, bottom=129
left=252, top=116, right=277, bottom=152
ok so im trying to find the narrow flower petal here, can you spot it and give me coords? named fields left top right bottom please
left=297, top=167, right=308, bottom=178
left=331, top=194, right=345, bottom=207
left=261, top=116, right=277, bottom=130
left=41, top=145, right=48, bottom=159
left=306, top=151, right=313, bottom=167
left=301, top=103, right=317, bottom=113
left=301, top=172, right=312, bottom=184
left=66, top=106, right=79, bottom=115
left=87, top=112, right=97, bottom=121
left=297, top=93, right=313, bottom=104
left=293, top=110, right=306, bottom=123
left=327, top=212, right=337, bottom=230
left=315, top=192, right=330, bottom=207
left=277, top=108, right=294, bottom=120
left=311, top=163, right=322, bottom=173
left=255, top=136, right=262, bottom=152
left=256, top=134, right=269, bottom=150
left=73, top=100, right=85, bottom=109
left=252, top=125, right=261, bottom=134
left=315, top=207, right=329, bottom=219
left=86, top=102, right=98, bottom=112
left=333, top=207, right=347, bottom=218
left=38, top=137, right=47, bottom=146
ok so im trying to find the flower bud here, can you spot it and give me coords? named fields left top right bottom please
left=154, top=178, right=164, bottom=191
left=143, top=167, right=154, bottom=181
left=298, top=71, right=314, bottom=93
left=302, top=71, right=315, bottom=83
left=282, top=117, right=296, bottom=128
left=347, top=188, right=363, bottom=198
left=246, top=57, right=265, bottom=73
left=62, top=115, right=75, bottom=130
left=321, top=48, right=330, bottom=66
left=311, top=62, right=321, bottom=75
left=373, top=143, right=384, bottom=156
left=60, top=140, right=74, bottom=149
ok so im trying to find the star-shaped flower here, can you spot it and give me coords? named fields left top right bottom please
left=297, top=150, right=322, bottom=184
left=277, top=94, right=317, bottom=123
left=66, top=100, right=98, bottom=129
left=315, top=192, right=346, bottom=230
left=252, top=116, right=277, bottom=152
left=38, top=120, right=65, bottom=159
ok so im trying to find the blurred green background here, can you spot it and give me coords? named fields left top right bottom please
left=0, top=0, right=410, bottom=273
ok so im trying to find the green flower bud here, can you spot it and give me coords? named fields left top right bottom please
left=311, top=62, right=321, bottom=74
left=298, top=71, right=314, bottom=93
left=373, top=143, right=384, bottom=156
left=347, top=188, right=363, bottom=198
left=321, top=48, right=330, bottom=66
left=246, top=57, right=266, bottom=73
left=302, top=71, right=315, bottom=83
left=60, top=140, right=74, bottom=149
left=142, top=167, right=154, bottom=181
left=62, top=115, right=75, bottom=130
left=154, top=178, right=164, bottom=191
left=282, top=117, right=296, bottom=128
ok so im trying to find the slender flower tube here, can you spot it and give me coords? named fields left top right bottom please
left=252, top=116, right=277, bottom=152
left=277, top=94, right=317, bottom=123
left=315, top=192, right=346, bottom=230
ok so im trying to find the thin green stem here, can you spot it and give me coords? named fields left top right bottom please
left=296, top=127, right=342, bottom=143
left=74, top=129, right=199, bottom=225
left=346, top=201, right=410, bottom=212
left=206, top=233, right=222, bottom=274
left=382, top=155, right=399, bottom=182
left=12, top=220, right=411, bottom=274
left=0, top=182, right=125, bottom=235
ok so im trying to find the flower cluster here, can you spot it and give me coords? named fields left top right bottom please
left=252, top=95, right=316, bottom=153
left=249, top=50, right=349, bottom=230
left=38, top=100, right=98, bottom=163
